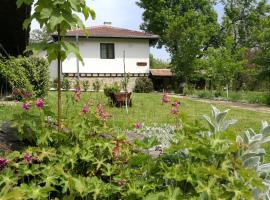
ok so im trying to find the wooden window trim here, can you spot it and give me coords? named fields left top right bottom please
left=100, top=43, right=115, bottom=59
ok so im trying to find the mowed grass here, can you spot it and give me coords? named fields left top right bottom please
left=1, top=92, right=269, bottom=133
left=43, top=92, right=269, bottom=132
left=1, top=92, right=270, bottom=161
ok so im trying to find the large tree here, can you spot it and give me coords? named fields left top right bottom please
left=137, top=0, right=219, bottom=81
left=221, top=0, right=269, bottom=50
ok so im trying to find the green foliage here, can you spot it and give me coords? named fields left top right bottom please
left=62, top=78, right=71, bottom=91
left=82, top=80, right=90, bottom=92
left=137, top=0, right=219, bottom=81
left=186, top=90, right=270, bottom=105
left=150, top=54, right=170, bottom=69
left=0, top=56, right=49, bottom=97
left=93, top=80, right=103, bottom=92
left=17, top=0, right=96, bottom=63
left=1, top=94, right=270, bottom=199
left=221, top=0, right=269, bottom=49
left=134, top=77, right=154, bottom=93
left=236, top=121, right=270, bottom=199
left=30, top=27, right=52, bottom=44
left=196, top=47, right=245, bottom=91
left=104, top=83, right=121, bottom=97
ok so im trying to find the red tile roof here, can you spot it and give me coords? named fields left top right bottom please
left=150, top=69, right=174, bottom=77
left=61, top=25, right=159, bottom=41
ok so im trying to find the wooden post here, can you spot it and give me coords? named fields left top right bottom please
left=123, top=50, right=128, bottom=114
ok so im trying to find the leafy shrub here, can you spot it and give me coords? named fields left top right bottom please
left=1, top=96, right=270, bottom=199
left=93, top=80, right=102, bottom=92
left=103, top=83, right=120, bottom=97
left=62, top=78, right=71, bottom=91
left=134, top=124, right=177, bottom=148
left=0, top=56, right=49, bottom=97
left=134, top=77, right=154, bottom=93
left=82, top=80, right=90, bottom=92
left=196, top=90, right=214, bottom=99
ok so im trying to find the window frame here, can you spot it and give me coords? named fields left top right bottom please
left=100, top=43, right=115, bottom=59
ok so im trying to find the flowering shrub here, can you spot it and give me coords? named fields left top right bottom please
left=1, top=95, right=269, bottom=199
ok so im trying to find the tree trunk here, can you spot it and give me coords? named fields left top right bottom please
left=0, top=0, right=31, bottom=56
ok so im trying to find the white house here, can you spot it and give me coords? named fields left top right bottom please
left=50, top=24, right=159, bottom=91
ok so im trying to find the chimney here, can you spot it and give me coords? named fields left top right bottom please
left=103, top=22, right=112, bottom=26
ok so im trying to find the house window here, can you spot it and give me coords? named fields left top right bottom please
left=100, top=43, right=115, bottom=59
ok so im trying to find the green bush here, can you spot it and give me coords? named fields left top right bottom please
left=62, top=78, right=71, bottom=91
left=93, top=80, right=102, bottom=92
left=103, top=82, right=120, bottom=97
left=82, top=80, right=90, bottom=92
left=0, top=56, right=49, bottom=97
left=134, top=77, right=154, bottom=93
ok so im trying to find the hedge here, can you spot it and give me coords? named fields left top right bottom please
left=0, top=56, right=49, bottom=97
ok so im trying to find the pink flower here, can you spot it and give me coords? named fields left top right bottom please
left=23, top=153, right=32, bottom=162
left=171, top=108, right=180, bottom=115
left=35, top=99, right=44, bottom=109
left=74, top=88, right=81, bottom=102
left=22, top=102, right=30, bottom=110
left=96, top=104, right=112, bottom=121
left=172, top=101, right=181, bottom=108
left=82, top=105, right=89, bottom=114
left=0, top=157, right=8, bottom=169
left=162, top=92, right=169, bottom=104
left=24, top=92, right=32, bottom=98
left=135, top=122, right=142, bottom=129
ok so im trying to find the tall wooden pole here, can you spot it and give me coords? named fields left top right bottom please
left=123, top=50, right=128, bottom=114
left=57, top=24, right=62, bottom=131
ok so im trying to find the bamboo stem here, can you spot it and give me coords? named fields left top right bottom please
left=57, top=24, right=62, bottom=132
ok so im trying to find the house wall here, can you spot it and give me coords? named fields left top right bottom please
left=49, top=37, right=150, bottom=77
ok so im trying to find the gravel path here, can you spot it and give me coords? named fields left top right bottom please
left=170, top=95, right=270, bottom=114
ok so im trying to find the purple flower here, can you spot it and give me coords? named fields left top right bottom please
left=75, top=88, right=81, bottom=93
left=172, top=101, right=181, bottom=108
left=0, top=157, right=8, bottom=169
left=135, top=122, right=142, bottom=129
left=171, top=108, right=180, bottom=115
left=36, top=99, right=45, bottom=109
left=82, top=105, right=89, bottom=114
left=24, top=92, right=32, bottom=98
left=22, top=102, right=30, bottom=110
left=162, top=92, right=169, bottom=104
left=24, top=153, right=32, bottom=162
left=74, top=88, right=81, bottom=102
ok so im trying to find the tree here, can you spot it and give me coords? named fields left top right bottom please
left=252, top=16, right=270, bottom=84
left=17, top=0, right=95, bottom=129
left=149, top=54, right=170, bottom=69
left=197, top=46, right=245, bottom=91
left=30, top=27, right=51, bottom=43
left=137, top=0, right=219, bottom=82
left=220, top=0, right=269, bottom=50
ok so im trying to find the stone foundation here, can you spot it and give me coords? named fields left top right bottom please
left=67, top=76, right=141, bottom=92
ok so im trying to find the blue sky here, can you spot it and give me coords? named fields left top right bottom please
left=31, top=0, right=224, bottom=61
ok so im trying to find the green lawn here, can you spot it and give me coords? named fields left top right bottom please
left=1, top=92, right=269, bottom=133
